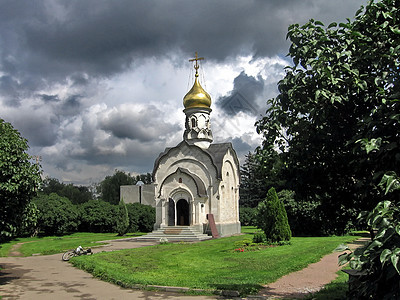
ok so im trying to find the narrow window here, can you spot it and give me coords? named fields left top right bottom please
left=191, top=118, right=196, bottom=128
left=179, top=178, right=182, bottom=183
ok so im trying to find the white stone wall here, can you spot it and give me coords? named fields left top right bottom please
left=120, top=184, right=155, bottom=207
left=218, top=149, right=240, bottom=224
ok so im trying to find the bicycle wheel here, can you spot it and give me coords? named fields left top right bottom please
left=62, top=250, right=76, bottom=261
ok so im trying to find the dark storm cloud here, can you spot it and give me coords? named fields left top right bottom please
left=6, top=112, right=59, bottom=147
left=99, top=105, right=180, bottom=142
left=0, top=0, right=365, bottom=84
left=217, top=71, right=264, bottom=116
left=0, top=0, right=366, bottom=184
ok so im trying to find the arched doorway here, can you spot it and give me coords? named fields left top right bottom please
left=176, top=199, right=189, bottom=226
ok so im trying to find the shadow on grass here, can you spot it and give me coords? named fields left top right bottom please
left=305, top=281, right=348, bottom=300
left=210, top=283, right=263, bottom=297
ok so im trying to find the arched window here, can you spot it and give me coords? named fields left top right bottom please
left=191, top=118, right=197, bottom=128
left=179, top=177, right=182, bottom=183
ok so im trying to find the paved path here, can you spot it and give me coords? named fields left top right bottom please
left=258, top=238, right=369, bottom=299
left=0, top=240, right=216, bottom=300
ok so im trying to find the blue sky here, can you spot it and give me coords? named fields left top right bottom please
left=0, top=0, right=365, bottom=184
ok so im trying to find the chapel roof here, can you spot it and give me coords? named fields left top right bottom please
left=152, top=140, right=239, bottom=181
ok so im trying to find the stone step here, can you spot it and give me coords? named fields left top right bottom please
left=136, top=226, right=212, bottom=242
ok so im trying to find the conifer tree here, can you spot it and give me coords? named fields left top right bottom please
left=116, top=198, right=129, bottom=236
left=256, top=187, right=291, bottom=242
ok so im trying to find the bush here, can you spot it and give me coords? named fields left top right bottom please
left=256, top=187, right=291, bottom=242
left=252, top=232, right=266, bottom=243
left=239, top=207, right=257, bottom=226
left=278, top=190, right=323, bottom=236
left=126, top=203, right=155, bottom=233
left=79, top=200, right=117, bottom=233
left=34, top=193, right=80, bottom=235
left=17, top=201, right=39, bottom=237
left=115, top=199, right=129, bottom=236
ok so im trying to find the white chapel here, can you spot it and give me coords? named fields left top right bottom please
left=121, top=53, right=241, bottom=238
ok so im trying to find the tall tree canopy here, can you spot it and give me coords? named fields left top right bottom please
left=0, top=119, right=41, bottom=241
left=98, top=170, right=152, bottom=205
left=256, top=0, right=399, bottom=234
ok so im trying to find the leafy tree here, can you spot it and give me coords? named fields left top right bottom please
left=98, top=170, right=153, bottom=205
left=98, top=170, right=135, bottom=204
left=0, top=119, right=41, bottom=241
left=41, top=177, right=64, bottom=195
left=135, top=173, right=153, bottom=185
left=278, top=190, right=324, bottom=236
left=239, top=207, right=257, bottom=226
left=79, top=200, right=117, bottom=233
left=34, top=193, right=80, bottom=235
left=115, top=199, right=129, bottom=236
left=240, top=152, right=285, bottom=208
left=255, top=0, right=400, bottom=234
left=17, top=202, right=39, bottom=237
left=256, top=187, right=291, bottom=242
left=41, top=177, right=93, bottom=204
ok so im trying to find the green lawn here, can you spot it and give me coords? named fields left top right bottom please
left=71, top=233, right=360, bottom=296
left=0, top=232, right=146, bottom=257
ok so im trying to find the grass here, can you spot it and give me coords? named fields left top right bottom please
left=0, top=232, right=146, bottom=257
left=71, top=232, right=360, bottom=296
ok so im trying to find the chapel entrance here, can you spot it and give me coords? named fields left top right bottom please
left=176, top=199, right=189, bottom=226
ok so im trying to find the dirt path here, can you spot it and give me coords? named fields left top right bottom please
left=0, top=239, right=216, bottom=300
left=258, top=238, right=369, bottom=299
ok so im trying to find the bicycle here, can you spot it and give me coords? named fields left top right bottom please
left=62, top=246, right=92, bottom=261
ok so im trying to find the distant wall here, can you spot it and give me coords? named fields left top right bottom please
left=120, top=184, right=156, bottom=207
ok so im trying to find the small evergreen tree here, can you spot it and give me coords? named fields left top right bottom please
left=256, top=187, right=291, bottom=242
left=116, top=199, right=129, bottom=236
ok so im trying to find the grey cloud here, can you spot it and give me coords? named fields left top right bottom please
left=6, top=113, right=59, bottom=147
left=0, top=0, right=365, bottom=83
left=100, top=105, right=180, bottom=142
left=39, top=94, right=60, bottom=102
left=217, top=71, right=264, bottom=116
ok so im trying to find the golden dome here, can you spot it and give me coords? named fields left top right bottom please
left=183, top=75, right=211, bottom=109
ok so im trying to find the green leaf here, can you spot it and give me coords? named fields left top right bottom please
left=379, top=173, right=400, bottom=194
left=338, top=252, right=351, bottom=266
left=380, top=249, right=392, bottom=265
left=390, top=26, right=400, bottom=35
left=391, top=252, right=400, bottom=274
left=396, top=224, right=400, bottom=236
left=335, top=243, right=350, bottom=252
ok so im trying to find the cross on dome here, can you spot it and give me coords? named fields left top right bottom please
left=189, top=52, right=204, bottom=77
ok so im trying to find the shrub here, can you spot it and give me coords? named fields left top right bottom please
left=252, top=232, right=266, bottom=243
left=126, top=203, right=155, bottom=233
left=79, top=200, right=117, bottom=233
left=256, top=187, right=291, bottom=242
left=239, top=207, right=257, bottom=226
left=278, top=190, right=323, bottom=236
left=116, top=199, right=129, bottom=236
left=34, top=193, right=80, bottom=235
